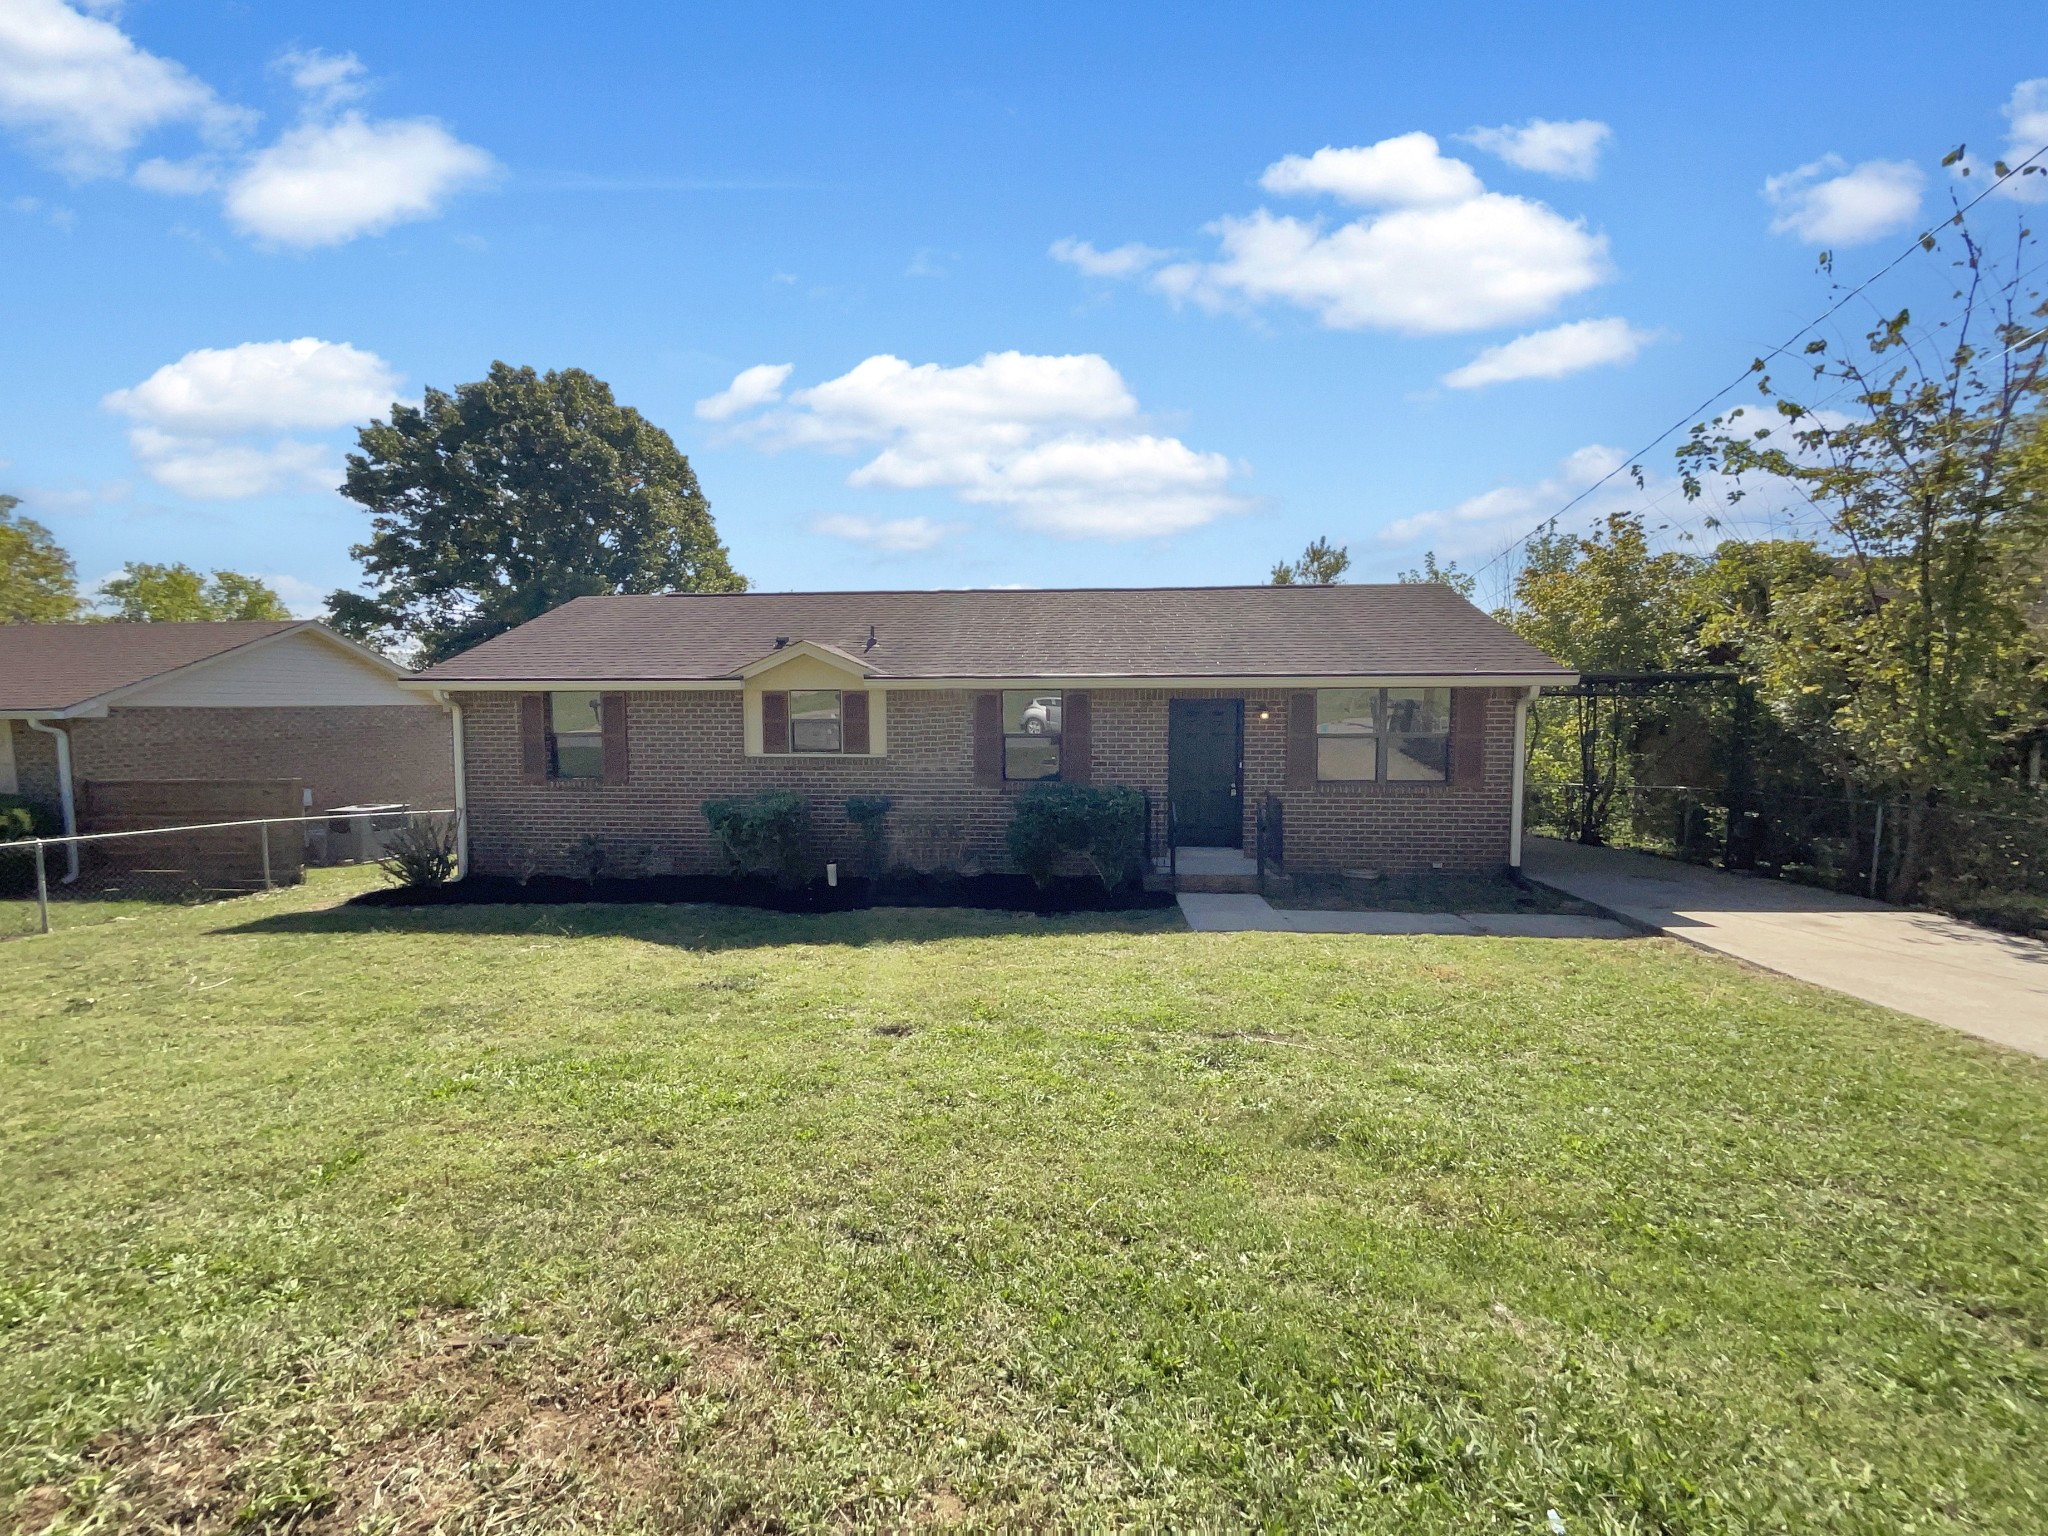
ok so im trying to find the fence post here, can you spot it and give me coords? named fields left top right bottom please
left=260, top=821, right=273, bottom=891
left=35, top=840, right=50, bottom=935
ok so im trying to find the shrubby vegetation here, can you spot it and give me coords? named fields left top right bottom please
left=703, top=790, right=811, bottom=883
left=1006, top=782, right=1148, bottom=889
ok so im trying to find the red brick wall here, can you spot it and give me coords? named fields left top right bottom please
left=461, top=686, right=1520, bottom=877
left=66, top=706, right=455, bottom=815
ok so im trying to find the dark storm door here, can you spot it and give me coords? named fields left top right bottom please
left=1168, top=698, right=1244, bottom=847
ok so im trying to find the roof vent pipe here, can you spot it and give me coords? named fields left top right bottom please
left=773, top=636, right=789, bottom=648
left=866, top=625, right=877, bottom=650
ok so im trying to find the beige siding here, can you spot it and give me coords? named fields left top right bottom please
left=121, top=629, right=432, bottom=708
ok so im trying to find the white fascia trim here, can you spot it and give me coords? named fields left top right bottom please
left=403, top=671, right=1575, bottom=694
left=733, top=639, right=877, bottom=680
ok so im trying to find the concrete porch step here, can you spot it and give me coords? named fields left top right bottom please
left=1156, top=846, right=1260, bottom=894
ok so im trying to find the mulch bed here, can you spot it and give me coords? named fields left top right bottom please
left=351, top=871, right=1174, bottom=915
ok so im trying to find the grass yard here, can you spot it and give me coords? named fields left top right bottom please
left=3, top=871, right=2045, bottom=1533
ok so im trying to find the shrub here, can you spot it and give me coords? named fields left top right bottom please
left=703, top=791, right=810, bottom=882
left=0, top=794, right=53, bottom=842
left=566, top=834, right=610, bottom=883
left=378, top=815, right=458, bottom=887
left=845, top=794, right=893, bottom=876
left=1006, top=783, right=1147, bottom=889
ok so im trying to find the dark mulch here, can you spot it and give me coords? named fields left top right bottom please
left=350, top=871, right=1174, bottom=915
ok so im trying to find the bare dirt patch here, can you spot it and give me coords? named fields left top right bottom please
left=54, top=1314, right=785, bottom=1535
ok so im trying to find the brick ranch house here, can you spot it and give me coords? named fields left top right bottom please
left=408, top=585, right=1574, bottom=883
left=1, top=621, right=455, bottom=866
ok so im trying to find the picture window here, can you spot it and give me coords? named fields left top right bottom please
left=1002, top=690, right=1061, bottom=780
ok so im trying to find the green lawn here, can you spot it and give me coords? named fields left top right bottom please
left=3, top=871, right=2044, bottom=1533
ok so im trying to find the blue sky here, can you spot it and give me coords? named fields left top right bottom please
left=3, top=1, right=2044, bottom=613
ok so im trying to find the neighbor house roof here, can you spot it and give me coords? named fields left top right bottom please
left=0, top=621, right=396, bottom=714
left=412, top=586, right=1573, bottom=685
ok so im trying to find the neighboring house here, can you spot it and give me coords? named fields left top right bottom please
left=0, top=621, right=456, bottom=849
left=408, top=585, right=1574, bottom=882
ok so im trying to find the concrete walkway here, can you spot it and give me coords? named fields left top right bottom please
left=1523, top=836, right=2048, bottom=1057
left=1176, top=892, right=1631, bottom=939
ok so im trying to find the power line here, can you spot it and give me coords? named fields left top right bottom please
left=1471, top=140, right=2048, bottom=595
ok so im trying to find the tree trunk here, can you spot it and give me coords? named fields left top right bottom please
left=1883, top=793, right=1931, bottom=905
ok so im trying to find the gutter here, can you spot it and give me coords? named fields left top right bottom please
left=432, top=690, right=468, bottom=882
left=1508, top=685, right=1534, bottom=869
left=23, top=717, right=79, bottom=883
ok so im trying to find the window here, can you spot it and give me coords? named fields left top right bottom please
left=789, top=690, right=842, bottom=753
left=548, top=690, right=604, bottom=779
left=1003, top=690, right=1061, bottom=780
left=1316, top=689, right=1379, bottom=781
left=1316, top=687, right=1451, bottom=783
left=1383, top=688, right=1451, bottom=781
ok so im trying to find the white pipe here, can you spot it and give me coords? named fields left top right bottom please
left=24, top=717, right=79, bottom=882
left=1508, top=686, right=1533, bottom=869
left=439, top=693, right=469, bottom=882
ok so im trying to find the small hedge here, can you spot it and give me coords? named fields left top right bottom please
left=703, top=790, right=810, bottom=883
left=1006, top=783, right=1148, bottom=889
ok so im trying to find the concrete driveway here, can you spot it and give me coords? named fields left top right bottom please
left=1523, top=836, right=2048, bottom=1057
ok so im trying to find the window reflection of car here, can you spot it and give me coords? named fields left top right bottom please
left=1021, top=696, right=1062, bottom=736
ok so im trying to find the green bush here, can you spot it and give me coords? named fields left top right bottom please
left=1006, top=783, right=1147, bottom=889
left=378, top=815, right=459, bottom=888
left=844, top=794, right=893, bottom=876
left=0, top=794, right=53, bottom=843
left=703, top=791, right=811, bottom=883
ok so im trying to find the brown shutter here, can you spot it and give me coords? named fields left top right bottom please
left=1061, top=691, right=1090, bottom=783
left=600, top=692, right=630, bottom=785
left=1285, top=691, right=1317, bottom=789
left=519, top=694, right=548, bottom=784
left=761, top=690, right=789, bottom=754
left=1451, top=688, right=1488, bottom=785
left=972, top=692, right=1002, bottom=786
left=842, top=689, right=870, bottom=754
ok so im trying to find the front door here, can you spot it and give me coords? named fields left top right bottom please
left=1168, top=698, right=1243, bottom=847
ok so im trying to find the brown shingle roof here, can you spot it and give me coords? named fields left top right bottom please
left=0, top=621, right=304, bottom=712
left=415, top=586, right=1571, bottom=683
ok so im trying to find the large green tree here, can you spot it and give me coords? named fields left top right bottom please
left=0, top=496, right=82, bottom=622
left=1678, top=210, right=2048, bottom=898
left=98, top=562, right=292, bottom=622
left=327, top=363, right=745, bottom=661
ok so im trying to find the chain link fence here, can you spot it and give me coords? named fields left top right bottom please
left=0, top=808, right=458, bottom=939
left=1527, top=781, right=2048, bottom=934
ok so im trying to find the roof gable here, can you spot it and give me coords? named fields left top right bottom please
left=0, top=621, right=411, bottom=714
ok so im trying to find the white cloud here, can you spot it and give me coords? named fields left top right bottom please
left=1379, top=444, right=1629, bottom=555
left=1459, top=119, right=1611, bottom=180
left=1259, top=133, right=1483, bottom=205
left=1764, top=155, right=1923, bottom=246
left=1151, top=196, right=1608, bottom=334
left=812, top=514, right=955, bottom=552
left=1995, top=79, right=2048, bottom=202
left=0, top=0, right=250, bottom=176
left=103, top=338, right=401, bottom=433
left=131, top=153, right=219, bottom=193
left=1442, top=317, right=1653, bottom=388
left=722, top=351, right=1244, bottom=540
left=278, top=47, right=366, bottom=110
left=223, top=112, right=496, bottom=246
left=103, top=337, right=398, bottom=499
left=124, top=429, right=335, bottom=499
left=258, top=572, right=330, bottom=617
left=695, top=362, right=793, bottom=421
left=1048, top=237, right=1168, bottom=278
left=1075, top=132, right=1609, bottom=334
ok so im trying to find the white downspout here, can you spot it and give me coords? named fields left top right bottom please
left=435, top=692, right=469, bottom=881
left=25, top=717, right=79, bottom=882
left=1508, top=686, right=1533, bottom=869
